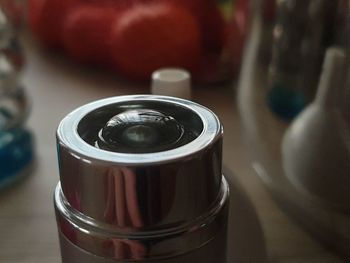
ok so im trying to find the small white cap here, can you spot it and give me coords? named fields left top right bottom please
left=151, top=68, right=191, bottom=100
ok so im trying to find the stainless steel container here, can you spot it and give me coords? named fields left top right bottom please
left=54, top=95, right=229, bottom=263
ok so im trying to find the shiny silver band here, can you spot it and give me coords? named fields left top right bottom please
left=55, top=178, right=229, bottom=261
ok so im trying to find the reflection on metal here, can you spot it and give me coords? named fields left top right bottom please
left=55, top=95, right=229, bottom=262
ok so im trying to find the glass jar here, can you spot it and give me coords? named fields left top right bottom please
left=238, top=0, right=350, bottom=259
left=0, top=7, right=33, bottom=189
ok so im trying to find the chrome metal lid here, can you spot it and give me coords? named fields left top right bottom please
left=55, top=95, right=228, bottom=260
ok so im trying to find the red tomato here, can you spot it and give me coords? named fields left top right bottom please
left=28, top=0, right=78, bottom=48
left=198, top=1, right=226, bottom=53
left=111, top=3, right=202, bottom=80
left=167, top=0, right=225, bottom=53
left=62, top=5, right=119, bottom=64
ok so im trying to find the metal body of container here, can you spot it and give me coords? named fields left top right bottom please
left=54, top=95, right=229, bottom=262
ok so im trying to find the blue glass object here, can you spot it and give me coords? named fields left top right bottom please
left=0, top=128, right=34, bottom=188
left=267, top=82, right=306, bottom=121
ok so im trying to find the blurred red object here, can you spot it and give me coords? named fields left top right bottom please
left=263, top=0, right=276, bottom=23
left=62, top=5, right=119, bottom=64
left=27, top=0, right=242, bottom=84
left=0, top=0, right=24, bottom=27
left=28, top=0, right=79, bottom=48
left=168, top=0, right=225, bottom=53
left=111, top=2, right=202, bottom=80
left=234, top=0, right=250, bottom=36
left=222, top=0, right=250, bottom=76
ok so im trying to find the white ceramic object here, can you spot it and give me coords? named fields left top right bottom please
left=282, top=47, right=350, bottom=211
left=151, top=68, right=191, bottom=99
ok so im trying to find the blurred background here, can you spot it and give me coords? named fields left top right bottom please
left=0, top=0, right=350, bottom=262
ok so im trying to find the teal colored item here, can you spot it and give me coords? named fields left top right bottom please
left=267, top=83, right=306, bottom=121
left=0, top=128, right=34, bottom=188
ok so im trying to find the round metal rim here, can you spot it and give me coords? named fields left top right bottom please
left=57, top=95, right=222, bottom=166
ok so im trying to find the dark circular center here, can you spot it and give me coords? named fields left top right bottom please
left=96, top=109, right=184, bottom=153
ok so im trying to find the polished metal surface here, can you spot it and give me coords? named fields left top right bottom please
left=55, top=179, right=229, bottom=261
left=55, top=95, right=229, bottom=261
left=58, top=218, right=228, bottom=263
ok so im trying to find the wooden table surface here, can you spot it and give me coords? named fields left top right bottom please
left=0, top=34, right=346, bottom=263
